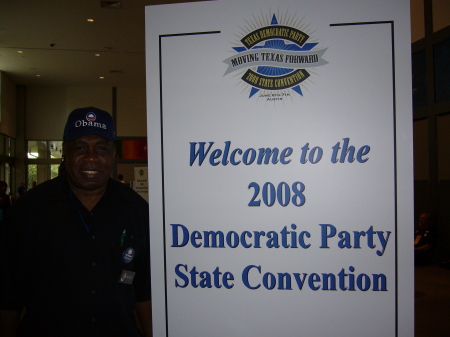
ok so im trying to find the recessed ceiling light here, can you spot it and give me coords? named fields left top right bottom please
left=36, top=75, right=41, bottom=77
left=101, top=1, right=122, bottom=9
left=95, top=53, right=100, bottom=57
left=87, top=18, right=94, bottom=22
left=17, top=50, right=23, bottom=53
left=99, top=77, right=105, bottom=79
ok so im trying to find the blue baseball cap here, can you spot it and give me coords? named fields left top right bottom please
left=63, top=107, right=116, bottom=142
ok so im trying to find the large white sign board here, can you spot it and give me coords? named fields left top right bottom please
left=146, top=1, right=413, bottom=336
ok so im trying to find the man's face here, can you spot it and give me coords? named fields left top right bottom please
left=419, top=213, right=432, bottom=229
left=64, top=135, right=115, bottom=193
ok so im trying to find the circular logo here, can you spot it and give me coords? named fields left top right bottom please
left=122, top=247, right=135, bottom=263
left=86, top=112, right=96, bottom=122
left=223, top=11, right=328, bottom=101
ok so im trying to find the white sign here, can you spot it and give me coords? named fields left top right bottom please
left=146, top=1, right=413, bottom=336
left=133, top=167, right=148, bottom=202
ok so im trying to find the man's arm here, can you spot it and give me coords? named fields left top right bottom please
left=415, top=243, right=432, bottom=251
left=0, top=310, right=21, bottom=337
left=135, top=300, right=152, bottom=337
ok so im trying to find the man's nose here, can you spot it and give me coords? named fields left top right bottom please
left=84, top=147, right=99, bottom=161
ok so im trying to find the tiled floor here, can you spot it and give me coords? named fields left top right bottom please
left=415, top=263, right=450, bottom=336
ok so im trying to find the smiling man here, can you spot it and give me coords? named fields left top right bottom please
left=0, top=107, right=152, bottom=337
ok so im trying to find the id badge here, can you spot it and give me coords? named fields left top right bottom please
left=414, top=235, right=422, bottom=245
left=119, top=270, right=136, bottom=284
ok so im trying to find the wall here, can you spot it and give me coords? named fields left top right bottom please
left=411, top=0, right=450, bottom=43
left=0, top=72, right=17, bottom=138
left=25, top=86, right=146, bottom=139
left=26, top=87, right=112, bottom=140
left=432, top=0, right=450, bottom=32
left=411, top=0, right=425, bottom=42
left=117, top=87, right=147, bottom=137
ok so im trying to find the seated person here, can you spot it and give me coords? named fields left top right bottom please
left=414, top=213, right=436, bottom=266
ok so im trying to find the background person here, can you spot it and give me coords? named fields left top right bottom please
left=16, top=182, right=26, bottom=198
left=0, top=181, right=14, bottom=253
left=414, top=213, right=437, bottom=266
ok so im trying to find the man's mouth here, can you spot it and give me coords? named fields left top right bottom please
left=81, top=169, right=101, bottom=176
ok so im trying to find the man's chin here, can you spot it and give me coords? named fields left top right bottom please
left=69, top=177, right=110, bottom=193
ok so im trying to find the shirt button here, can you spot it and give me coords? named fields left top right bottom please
left=91, top=235, right=96, bottom=240
left=92, top=262, right=96, bottom=267
left=91, top=290, right=96, bottom=295
left=91, top=317, right=96, bottom=322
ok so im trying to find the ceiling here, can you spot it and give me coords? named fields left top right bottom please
left=0, top=0, right=200, bottom=88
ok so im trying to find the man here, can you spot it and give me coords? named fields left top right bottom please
left=0, top=181, right=14, bottom=249
left=16, top=182, right=26, bottom=198
left=414, top=213, right=436, bottom=266
left=0, top=107, right=152, bottom=336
